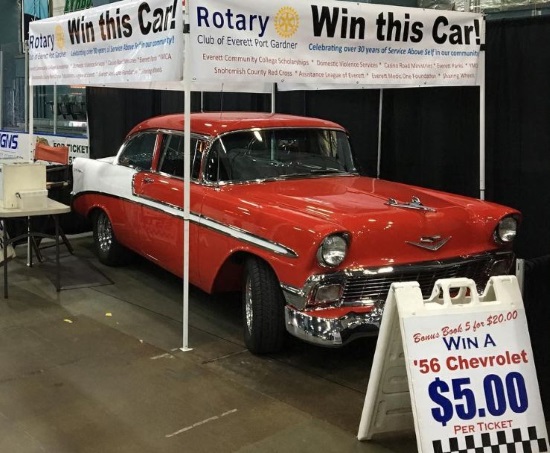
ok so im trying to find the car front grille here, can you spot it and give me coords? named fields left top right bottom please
left=340, top=254, right=511, bottom=307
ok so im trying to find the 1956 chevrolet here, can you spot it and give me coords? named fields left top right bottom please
left=72, top=112, right=520, bottom=354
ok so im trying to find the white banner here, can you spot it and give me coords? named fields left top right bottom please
left=190, top=0, right=484, bottom=88
left=0, top=132, right=89, bottom=162
left=29, top=0, right=183, bottom=86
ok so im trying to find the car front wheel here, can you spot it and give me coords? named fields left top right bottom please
left=243, top=257, right=286, bottom=354
left=92, top=210, right=127, bottom=266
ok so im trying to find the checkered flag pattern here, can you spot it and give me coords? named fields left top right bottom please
left=433, top=426, right=548, bottom=453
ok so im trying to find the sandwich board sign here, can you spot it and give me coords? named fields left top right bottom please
left=358, top=276, right=548, bottom=453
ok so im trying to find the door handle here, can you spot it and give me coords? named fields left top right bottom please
left=143, top=177, right=154, bottom=184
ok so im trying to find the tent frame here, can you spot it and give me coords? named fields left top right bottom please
left=26, top=0, right=486, bottom=352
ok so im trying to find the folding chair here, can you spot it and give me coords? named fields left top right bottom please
left=34, top=143, right=71, bottom=189
left=33, top=143, right=73, bottom=259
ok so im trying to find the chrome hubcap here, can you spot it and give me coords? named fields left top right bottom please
left=245, top=276, right=253, bottom=333
left=97, top=213, right=113, bottom=253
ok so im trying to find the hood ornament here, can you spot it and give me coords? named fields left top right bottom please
left=386, top=196, right=436, bottom=212
left=407, top=235, right=451, bottom=251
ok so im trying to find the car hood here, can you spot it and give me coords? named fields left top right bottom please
left=225, top=175, right=500, bottom=219
left=220, top=175, right=518, bottom=266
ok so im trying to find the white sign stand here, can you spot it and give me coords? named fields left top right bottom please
left=358, top=276, right=548, bottom=453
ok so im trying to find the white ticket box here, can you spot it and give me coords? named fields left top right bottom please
left=0, top=162, right=47, bottom=209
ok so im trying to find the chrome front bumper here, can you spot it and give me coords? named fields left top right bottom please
left=284, top=306, right=382, bottom=347
left=281, top=251, right=515, bottom=347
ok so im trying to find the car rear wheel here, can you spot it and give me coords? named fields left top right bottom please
left=92, top=210, right=127, bottom=266
left=243, top=257, right=286, bottom=354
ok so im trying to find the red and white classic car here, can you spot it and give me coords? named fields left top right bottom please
left=72, top=112, right=520, bottom=354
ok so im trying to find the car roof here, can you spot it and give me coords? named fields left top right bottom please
left=127, top=112, right=346, bottom=137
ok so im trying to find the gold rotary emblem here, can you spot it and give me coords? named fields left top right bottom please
left=274, top=7, right=299, bottom=39
left=55, top=25, right=65, bottom=50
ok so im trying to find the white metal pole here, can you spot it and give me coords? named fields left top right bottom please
left=29, top=85, right=34, bottom=157
left=53, top=84, right=58, bottom=134
left=25, top=42, right=29, bottom=135
left=28, top=84, right=34, bottom=265
left=479, top=22, right=486, bottom=201
left=0, top=51, right=3, bottom=128
left=376, top=89, right=383, bottom=178
left=181, top=1, right=192, bottom=352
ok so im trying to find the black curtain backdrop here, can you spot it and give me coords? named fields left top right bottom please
left=484, top=17, right=550, bottom=418
left=485, top=17, right=550, bottom=260
left=87, top=87, right=157, bottom=158
left=379, top=86, right=480, bottom=198
left=87, top=17, right=550, bottom=259
left=522, top=255, right=550, bottom=416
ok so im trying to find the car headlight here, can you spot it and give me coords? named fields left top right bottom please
left=316, top=234, right=348, bottom=267
left=495, top=216, right=518, bottom=243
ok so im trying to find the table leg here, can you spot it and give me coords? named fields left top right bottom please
left=55, top=215, right=60, bottom=292
left=27, top=216, right=33, bottom=267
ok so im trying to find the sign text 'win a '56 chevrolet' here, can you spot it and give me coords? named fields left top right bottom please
left=72, top=112, right=520, bottom=354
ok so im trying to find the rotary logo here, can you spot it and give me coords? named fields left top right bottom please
left=55, top=25, right=65, bottom=50
left=274, top=7, right=299, bottom=39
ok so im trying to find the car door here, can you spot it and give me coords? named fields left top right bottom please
left=113, top=131, right=158, bottom=254
left=134, top=132, right=202, bottom=282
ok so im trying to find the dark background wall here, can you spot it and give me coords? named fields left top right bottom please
left=87, top=17, right=550, bottom=261
left=485, top=17, right=550, bottom=261
left=84, top=15, right=550, bottom=415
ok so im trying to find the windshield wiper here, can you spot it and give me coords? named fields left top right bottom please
left=308, top=168, right=344, bottom=174
left=279, top=169, right=349, bottom=179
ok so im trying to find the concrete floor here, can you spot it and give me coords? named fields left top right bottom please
left=0, top=234, right=538, bottom=453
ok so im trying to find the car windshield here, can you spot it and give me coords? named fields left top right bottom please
left=208, top=128, right=357, bottom=182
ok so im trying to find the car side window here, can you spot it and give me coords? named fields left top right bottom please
left=158, top=133, right=201, bottom=179
left=118, top=133, right=157, bottom=170
left=204, top=140, right=231, bottom=182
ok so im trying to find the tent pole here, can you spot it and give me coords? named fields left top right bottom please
left=24, top=42, right=29, bottom=136
left=53, top=85, right=57, bottom=135
left=27, top=83, right=34, bottom=265
left=181, top=2, right=192, bottom=352
left=376, top=89, right=383, bottom=179
left=479, top=24, right=486, bottom=200
left=0, top=51, right=3, bottom=128
left=29, top=85, right=33, bottom=158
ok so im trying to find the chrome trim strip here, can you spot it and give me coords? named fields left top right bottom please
left=74, top=190, right=297, bottom=258
left=334, top=251, right=513, bottom=280
left=198, top=215, right=298, bottom=258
